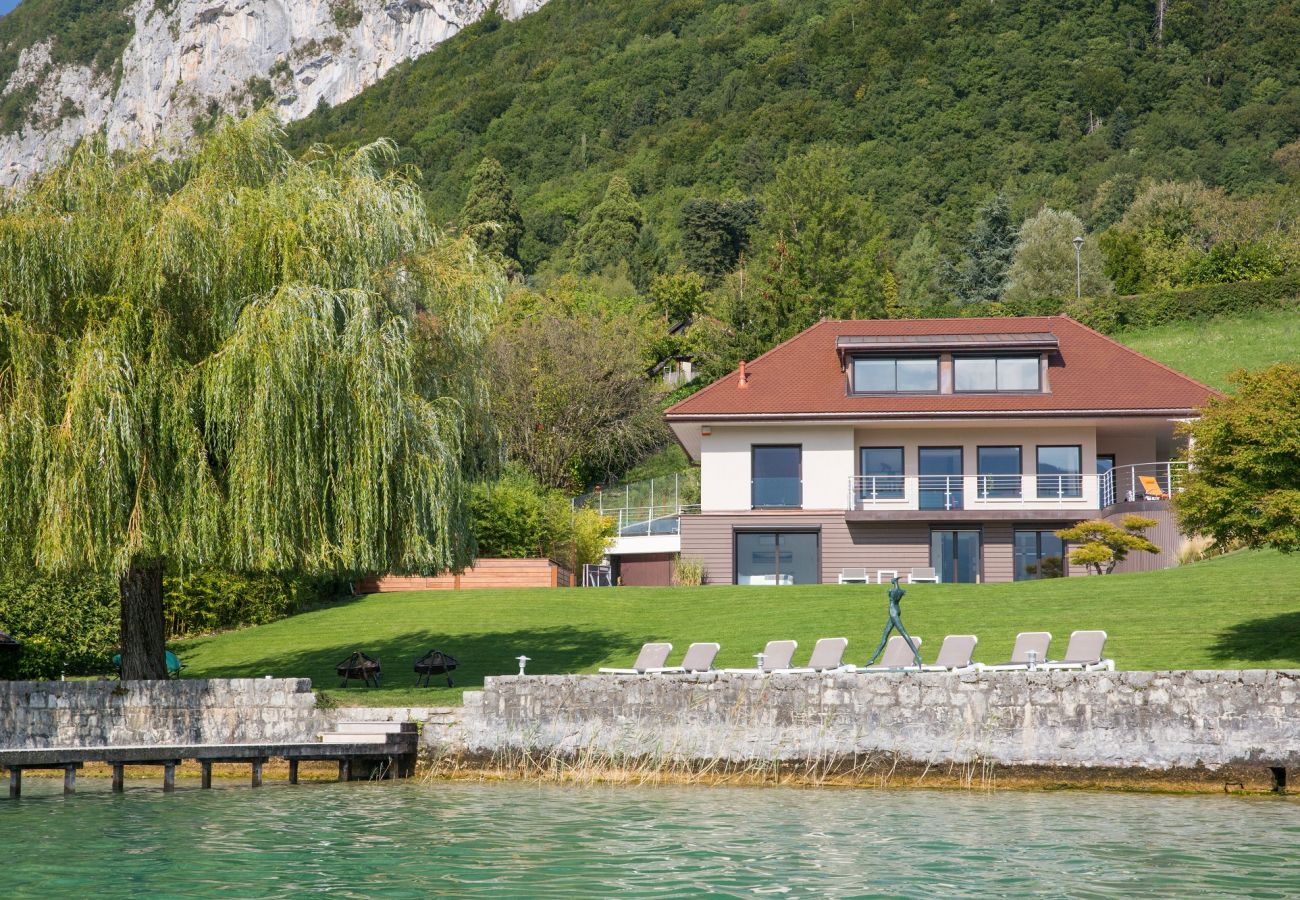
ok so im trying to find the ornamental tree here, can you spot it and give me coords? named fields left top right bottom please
left=460, top=157, right=524, bottom=269
left=1056, top=516, right=1160, bottom=575
left=0, top=113, right=501, bottom=678
left=1175, top=364, right=1300, bottom=552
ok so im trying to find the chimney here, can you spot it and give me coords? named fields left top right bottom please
left=737, top=360, right=749, bottom=388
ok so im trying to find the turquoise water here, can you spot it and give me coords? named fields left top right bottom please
left=3, top=779, right=1298, bottom=898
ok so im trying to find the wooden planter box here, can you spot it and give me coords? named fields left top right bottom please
left=356, top=559, right=574, bottom=592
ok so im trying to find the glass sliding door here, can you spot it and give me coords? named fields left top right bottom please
left=930, top=529, right=981, bottom=583
left=735, top=531, right=819, bottom=585
left=1036, top=445, right=1082, bottom=499
left=919, top=447, right=963, bottom=510
left=1014, top=530, right=1067, bottom=580
left=977, top=445, right=1022, bottom=499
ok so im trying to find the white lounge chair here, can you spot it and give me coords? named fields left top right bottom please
left=978, top=632, right=1052, bottom=671
left=907, top=566, right=940, bottom=584
left=921, top=635, right=978, bottom=672
left=838, top=568, right=869, bottom=584
left=645, top=642, right=721, bottom=674
left=599, top=642, right=673, bottom=674
left=723, top=639, right=798, bottom=674
left=854, top=635, right=923, bottom=671
left=1043, top=631, right=1114, bottom=671
left=772, top=637, right=849, bottom=673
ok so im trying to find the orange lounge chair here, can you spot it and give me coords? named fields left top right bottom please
left=1138, top=475, right=1169, bottom=500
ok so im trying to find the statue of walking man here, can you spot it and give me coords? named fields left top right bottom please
left=863, top=576, right=923, bottom=668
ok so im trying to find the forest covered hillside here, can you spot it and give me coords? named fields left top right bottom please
left=288, top=0, right=1300, bottom=273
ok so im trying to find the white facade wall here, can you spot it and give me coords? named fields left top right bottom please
left=699, top=424, right=855, bottom=511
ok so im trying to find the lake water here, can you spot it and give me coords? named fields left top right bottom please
left=3, top=778, right=1298, bottom=898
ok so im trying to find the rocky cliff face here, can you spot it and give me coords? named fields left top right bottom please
left=0, top=0, right=546, bottom=185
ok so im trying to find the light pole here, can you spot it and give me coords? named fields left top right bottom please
left=1072, top=235, right=1084, bottom=299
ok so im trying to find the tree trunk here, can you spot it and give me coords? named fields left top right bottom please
left=119, top=560, right=168, bottom=680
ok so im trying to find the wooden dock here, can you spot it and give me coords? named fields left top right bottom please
left=1, top=722, right=418, bottom=796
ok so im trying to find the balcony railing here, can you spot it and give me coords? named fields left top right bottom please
left=1099, top=462, right=1187, bottom=508
left=848, top=464, right=1184, bottom=511
left=614, top=504, right=701, bottom=537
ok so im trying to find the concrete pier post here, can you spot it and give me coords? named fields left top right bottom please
left=288, top=759, right=299, bottom=784
left=251, top=760, right=263, bottom=788
left=111, top=764, right=124, bottom=792
left=200, top=761, right=212, bottom=789
left=8, top=767, right=19, bottom=798
left=162, top=763, right=175, bottom=793
left=63, top=765, right=76, bottom=795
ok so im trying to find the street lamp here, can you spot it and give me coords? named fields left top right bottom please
left=1072, top=235, right=1085, bottom=299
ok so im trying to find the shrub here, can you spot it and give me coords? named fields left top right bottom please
left=672, top=556, right=706, bottom=587
left=0, top=574, right=118, bottom=679
left=471, top=467, right=617, bottom=570
left=1056, top=516, right=1160, bottom=575
left=164, top=570, right=341, bottom=639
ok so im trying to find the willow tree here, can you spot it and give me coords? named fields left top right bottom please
left=0, top=112, right=501, bottom=678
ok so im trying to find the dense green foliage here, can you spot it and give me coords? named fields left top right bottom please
left=1176, top=365, right=1300, bottom=552
left=469, top=467, right=615, bottom=569
left=0, top=0, right=135, bottom=131
left=176, top=550, right=1300, bottom=706
left=290, top=0, right=1300, bottom=274
left=460, top=157, right=524, bottom=267
left=1065, top=273, right=1300, bottom=332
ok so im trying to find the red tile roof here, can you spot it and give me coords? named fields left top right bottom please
left=665, top=316, right=1218, bottom=420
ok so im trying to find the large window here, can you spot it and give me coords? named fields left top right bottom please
left=1015, top=530, right=1067, bottom=580
left=859, top=447, right=904, bottom=500
left=977, top=446, right=1022, bottom=499
left=1037, top=445, right=1082, bottom=498
left=852, top=357, right=939, bottom=393
left=919, top=447, right=963, bottom=510
left=752, top=445, right=801, bottom=508
left=735, top=531, right=819, bottom=585
left=954, top=356, right=1041, bottom=392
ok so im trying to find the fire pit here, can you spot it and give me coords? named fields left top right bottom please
left=336, top=650, right=382, bottom=688
left=413, top=649, right=459, bottom=687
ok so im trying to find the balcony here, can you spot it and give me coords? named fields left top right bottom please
left=846, top=462, right=1186, bottom=519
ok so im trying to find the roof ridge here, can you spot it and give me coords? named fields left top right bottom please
left=1054, top=314, right=1224, bottom=399
left=663, top=319, right=838, bottom=416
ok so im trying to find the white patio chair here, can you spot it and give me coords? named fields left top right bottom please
left=908, top=567, right=939, bottom=584
left=838, top=568, right=869, bottom=584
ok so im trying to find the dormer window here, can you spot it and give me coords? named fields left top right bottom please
left=953, top=356, right=1041, bottom=392
left=851, top=356, right=939, bottom=393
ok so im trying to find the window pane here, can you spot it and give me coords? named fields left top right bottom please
left=1013, top=531, right=1040, bottom=581
left=1015, top=530, right=1066, bottom=581
left=752, top=446, right=801, bottom=507
left=954, top=357, right=996, bottom=391
left=860, top=447, right=904, bottom=500
left=853, top=358, right=894, bottom=391
left=919, top=447, right=962, bottom=510
left=1037, top=446, right=1082, bottom=498
left=997, top=357, right=1040, bottom=390
left=977, top=446, right=1021, bottom=498
left=778, top=532, right=819, bottom=585
left=896, top=357, right=938, bottom=391
left=736, top=532, right=778, bottom=585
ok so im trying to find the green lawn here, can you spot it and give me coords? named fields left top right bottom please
left=1117, top=309, right=1300, bottom=390
left=176, top=549, right=1300, bottom=706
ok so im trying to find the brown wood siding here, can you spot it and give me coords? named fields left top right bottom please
left=357, top=559, right=571, bottom=592
left=617, top=553, right=676, bottom=587
left=1106, top=506, right=1183, bottom=573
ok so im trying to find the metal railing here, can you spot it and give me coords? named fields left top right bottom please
left=1099, top=461, right=1187, bottom=508
left=613, top=504, right=701, bottom=537
left=849, top=473, right=1088, bottom=510
left=573, top=471, right=701, bottom=515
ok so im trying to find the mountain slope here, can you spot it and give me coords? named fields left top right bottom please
left=287, top=0, right=1300, bottom=271
left=0, top=0, right=547, bottom=185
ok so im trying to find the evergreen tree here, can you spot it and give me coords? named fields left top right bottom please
left=1004, top=208, right=1112, bottom=302
left=896, top=225, right=945, bottom=311
left=575, top=175, right=643, bottom=274
left=679, top=197, right=761, bottom=285
left=952, top=193, right=1017, bottom=303
left=0, top=114, right=501, bottom=678
left=460, top=157, right=524, bottom=268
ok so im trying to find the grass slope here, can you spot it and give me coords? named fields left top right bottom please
left=177, top=549, right=1300, bottom=706
left=1117, top=309, right=1300, bottom=390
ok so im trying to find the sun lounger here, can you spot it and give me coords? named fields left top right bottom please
left=723, top=639, right=798, bottom=674
left=978, top=632, right=1051, bottom=671
left=599, top=642, right=673, bottom=674
left=771, top=637, right=849, bottom=673
left=907, top=566, right=939, bottom=584
left=645, top=642, right=721, bottom=674
left=1138, top=474, right=1170, bottom=500
left=853, top=635, right=923, bottom=671
left=921, top=635, right=978, bottom=672
left=1043, top=630, right=1114, bottom=671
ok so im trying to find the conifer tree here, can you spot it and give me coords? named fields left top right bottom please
left=575, top=175, right=643, bottom=273
left=0, top=113, right=501, bottom=678
left=897, top=225, right=944, bottom=310
left=460, top=157, right=524, bottom=268
left=951, top=193, right=1017, bottom=303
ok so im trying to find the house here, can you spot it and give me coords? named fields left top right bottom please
left=662, top=316, right=1216, bottom=585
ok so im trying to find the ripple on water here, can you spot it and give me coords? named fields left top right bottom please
left=2, top=779, right=1298, bottom=898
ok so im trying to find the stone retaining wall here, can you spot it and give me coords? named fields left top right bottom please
left=456, top=670, right=1300, bottom=771
left=0, top=679, right=324, bottom=749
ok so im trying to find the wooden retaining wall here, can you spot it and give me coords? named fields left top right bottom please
left=357, top=559, right=575, bottom=593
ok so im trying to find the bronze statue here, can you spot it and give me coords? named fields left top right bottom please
left=863, top=576, right=923, bottom=668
